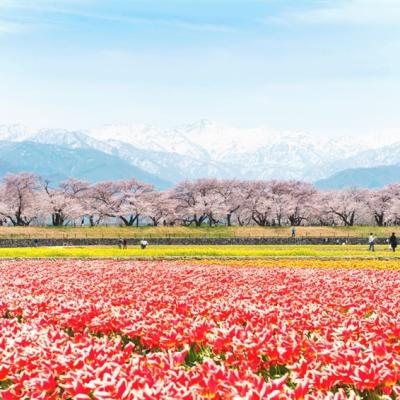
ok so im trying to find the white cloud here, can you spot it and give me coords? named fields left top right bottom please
left=0, top=2, right=237, bottom=33
left=56, top=9, right=238, bottom=33
left=0, top=19, right=25, bottom=34
left=271, top=0, right=400, bottom=26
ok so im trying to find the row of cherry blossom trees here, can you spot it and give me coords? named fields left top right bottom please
left=0, top=172, right=399, bottom=227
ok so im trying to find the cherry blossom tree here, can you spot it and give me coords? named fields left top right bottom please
left=59, top=179, right=91, bottom=225
left=267, top=180, right=288, bottom=226
left=0, top=173, right=40, bottom=226
left=230, top=181, right=254, bottom=226
left=0, top=173, right=399, bottom=228
left=245, top=181, right=274, bottom=226
left=283, top=181, right=317, bottom=226
left=366, top=187, right=394, bottom=226
left=39, top=179, right=86, bottom=226
left=311, top=191, right=337, bottom=226
left=215, top=180, right=245, bottom=226
left=173, top=179, right=227, bottom=226
left=88, top=181, right=126, bottom=226
left=145, top=191, right=177, bottom=226
left=118, top=179, right=154, bottom=227
left=386, top=184, right=400, bottom=225
left=324, top=188, right=368, bottom=226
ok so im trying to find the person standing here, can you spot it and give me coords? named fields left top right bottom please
left=389, top=232, right=398, bottom=252
left=291, top=227, right=296, bottom=238
left=123, top=238, right=128, bottom=249
left=368, top=233, right=375, bottom=252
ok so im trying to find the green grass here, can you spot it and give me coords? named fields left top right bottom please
left=0, top=225, right=398, bottom=239
left=0, top=245, right=398, bottom=259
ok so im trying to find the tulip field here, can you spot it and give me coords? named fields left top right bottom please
left=1, top=259, right=400, bottom=399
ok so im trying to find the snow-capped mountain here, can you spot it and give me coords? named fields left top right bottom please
left=0, top=120, right=399, bottom=186
left=91, top=123, right=209, bottom=160
left=88, top=120, right=366, bottom=164
left=88, top=119, right=373, bottom=181
left=0, top=124, right=38, bottom=141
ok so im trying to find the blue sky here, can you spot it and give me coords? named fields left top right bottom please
left=1, top=0, right=400, bottom=138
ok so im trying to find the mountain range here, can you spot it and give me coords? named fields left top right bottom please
left=0, top=141, right=171, bottom=188
left=315, top=165, right=400, bottom=189
left=0, top=121, right=399, bottom=188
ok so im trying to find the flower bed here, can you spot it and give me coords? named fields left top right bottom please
left=0, top=260, right=399, bottom=399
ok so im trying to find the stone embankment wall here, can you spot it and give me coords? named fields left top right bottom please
left=0, top=237, right=382, bottom=247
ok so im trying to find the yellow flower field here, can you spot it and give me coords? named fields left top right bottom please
left=0, top=244, right=398, bottom=259
left=185, top=258, right=400, bottom=269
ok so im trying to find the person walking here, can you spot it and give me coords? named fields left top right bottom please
left=368, top=233, right=375, bottom=252
left=291, top=227, right=296, bottom=238
left=140, top=239, right=148, bottom=249
left=389, top=232, right=398, bottom=252
left=118, top=238, right=123, bottom=249
left=123, top=238, right=128, bottom=249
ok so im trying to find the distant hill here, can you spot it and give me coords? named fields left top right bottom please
left=315, top=165, right=400, bottom=189
left=0, top=141, right=171, bottom=189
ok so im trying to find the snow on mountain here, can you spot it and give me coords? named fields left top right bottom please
left=0, top=121, right=397, bottom=185
left=90, top=123, right=209, bottom=160
left=318, top=141, right=400, bottom=179
left=31, top=129, right=112, bottom=152
left=171, top=120, right=361, bottom=163
left=173, top=119, right=261, bottom=157
left=102, top=139, right=231, bottom=183
left=341, top=142, right=400, bottom=168
left=89, top=119, right=368, bottom=173
left=0, top=124, right=38, bottom=141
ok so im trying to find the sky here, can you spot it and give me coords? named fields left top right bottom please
left=0, top=0, right=400, bottom=138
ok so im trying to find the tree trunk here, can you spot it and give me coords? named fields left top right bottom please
left=151, top=217, right=158, bottom=226
left=119, top=215, right=138, bottom=226
left=374, top=213, right=384, bottom=226
left=52, top=212, right=65, bottom=226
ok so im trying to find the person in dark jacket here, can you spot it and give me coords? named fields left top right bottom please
left=389, top=233, right=398, bottom=252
